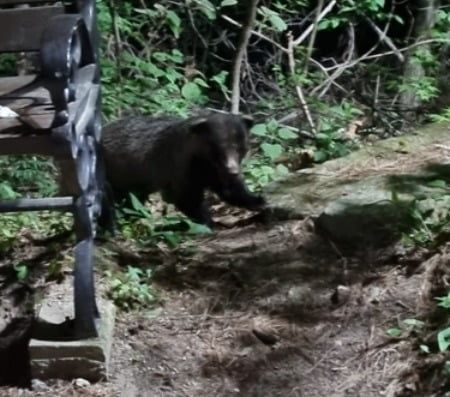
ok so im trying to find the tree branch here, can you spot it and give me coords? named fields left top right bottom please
left=230, top=0, right=260, bottom=114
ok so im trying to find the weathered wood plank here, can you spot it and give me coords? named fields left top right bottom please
left=0, top=0, right=60, bottom=4
left=0, top=6, right=64, bottom=52
left=0, top=75, right=37, bottom=96
left=0, top=75, right=54, bottom=132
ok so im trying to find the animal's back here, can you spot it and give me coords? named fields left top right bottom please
left=101, top=115, right=181, bottom=195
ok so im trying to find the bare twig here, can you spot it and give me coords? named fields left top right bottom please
left=221, top=14, right=287, bottom=52
left=312, top=24, right=356, bottom=98
left=374, top=74, right=381, bottom=111
left=287, top=33, right=317, bottom=134
left=363, top=38, right=448, bottom=60
left=319, top=38, right=445, bottom=75
left=347, top=0, right=404, bottom=62
left=230, top=0, right=260, bottom=114
left=303, top=0, right=325, bottom=75
left=365, top=17, right=404, bottom=62
left=311, top=29, right=445, bottom=98
left=187, top=7, right=207, bottom=48
left=292, top=0, right=337, bottom=47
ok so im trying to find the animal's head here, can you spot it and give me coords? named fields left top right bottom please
left=188, top=113, right=254, bottom=176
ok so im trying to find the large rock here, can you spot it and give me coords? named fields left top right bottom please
left=265, top=122, right=450, bottom=247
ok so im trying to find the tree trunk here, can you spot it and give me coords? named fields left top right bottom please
left=400, top=0, right=439, bottom=120
left=230, top=0, right=259, bottom=114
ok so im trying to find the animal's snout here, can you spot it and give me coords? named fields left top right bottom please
left=226, top=155, right=240, bottom=175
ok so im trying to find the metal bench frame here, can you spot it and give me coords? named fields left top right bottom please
left=0, top=0, right=105, bottom=338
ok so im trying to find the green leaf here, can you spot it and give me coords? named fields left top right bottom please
left=129, top=194, right=151, bottom=219
left=181, top=82, right=202, bottom=101
left=193, top=77, right=209, bottom=88
left=0, top=183, right=18, bottom=199
left=313, top=150, right=328, bottom=163
left=436, top=293, right=450, bottom=308
left=387, top=327, right=403, bottom=338
left=186, top=221, right=212, bottom=234
left=251, top=123, right=268, bottom=137
left=166, top=10, right=181, bottom=39
left=269, top=14, right=287, bottom=31
left=316, top=132, right=331, bottom=141
left=127, top=266, right=143, bottom=281
left=144, top=62, right=165, bottom=78
left=276, top=163, right=290, bottom=175
left=158, top=231, right=180, bottom=247
left=278, top=127, right=298, bottom=140
left=267, top=119, right=279, bottom=131
left=220, top=0, right=237, bottom=6
left=170, top=49, right=184, bottom=63
left=402, top=318, right=425, bottom=329
left=14, top=264, right=28, bottom=281
left=427, top=179, right=447, bottom=188
left=437, top=327, right=450, bottom=352
left=194, top=0, right=216, bottom=20
left=261, top=143, right=283, bottom=161
left=419, top=344, right=430, bottom=354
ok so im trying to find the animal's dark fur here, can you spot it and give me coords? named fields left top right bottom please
left=101, top=113, right=265, bottom=225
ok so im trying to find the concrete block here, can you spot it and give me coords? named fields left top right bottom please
left=29, top=284, right=115, bottom=382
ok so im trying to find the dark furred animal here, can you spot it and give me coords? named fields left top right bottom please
left=101, top=113, right=265, bottom=226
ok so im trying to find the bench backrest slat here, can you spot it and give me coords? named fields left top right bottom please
left=0, top=5, right=65, bottom=52
left=0, top=1, right=61, bottom=4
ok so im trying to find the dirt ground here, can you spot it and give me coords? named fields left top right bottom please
left=1, top=211, right=449, bottom=397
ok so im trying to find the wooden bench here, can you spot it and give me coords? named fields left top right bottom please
left=0, top=0, right=106, bottom=339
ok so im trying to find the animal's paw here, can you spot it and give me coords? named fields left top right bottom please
left=246, top=194, right=267, bottom=211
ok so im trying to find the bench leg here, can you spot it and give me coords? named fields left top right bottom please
left=73, top=196, right=99, bottom=338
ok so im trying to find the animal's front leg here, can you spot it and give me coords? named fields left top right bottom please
left=213, top=175, right=266, bottom=211
left=172, top=187, right=214, bottom=227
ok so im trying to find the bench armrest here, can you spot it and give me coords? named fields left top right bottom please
left=40, top=14, right=96, bottom=129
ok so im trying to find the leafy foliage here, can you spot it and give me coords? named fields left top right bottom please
left=0, top=156, right=57, bottom=197
left=402, top=189, right=450, bottom=247
left=105, top=266, right=156, bottom=310
left=118, top=194, right=211, bottom=249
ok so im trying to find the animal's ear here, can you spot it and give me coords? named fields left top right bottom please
left=241, top=115, right=254, bottom=130
left=188, top=117, right=210, bottom=134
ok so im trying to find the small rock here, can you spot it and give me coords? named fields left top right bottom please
left=368, top=286, right=382, bottom=304
left=0, top=105, right=18, bottom=118
left=287, top=285, right=313, bottom=303
left=32, top=379, right=49, bottom=391
left=73, top=377, right=91, bottom=387
left=331, top=285, right=351, bottom=304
